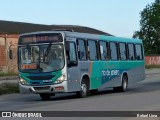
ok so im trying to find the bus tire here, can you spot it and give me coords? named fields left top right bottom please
left=40, top=93, right=51, bottom=100
left=114, top=75, right=128, bottom=92
left=76, top=79, right=89, bottom=98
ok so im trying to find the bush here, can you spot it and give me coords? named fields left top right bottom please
left=0, top=83, right=19, bottom=95
left=145, top=65, right=160, bottom=69
left=0, top=72, right=18, bottom=77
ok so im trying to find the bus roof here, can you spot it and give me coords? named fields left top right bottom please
left=64, top=31, right=142, bottom=44
left=99, top=35, right=142, bottom=44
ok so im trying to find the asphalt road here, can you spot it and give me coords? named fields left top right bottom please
left=0, top=70, right=160, bottom=120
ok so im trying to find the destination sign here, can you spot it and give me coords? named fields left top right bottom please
left=19, top=33, right=63, bottom=44
left=21, top=64, right=38, bottom=69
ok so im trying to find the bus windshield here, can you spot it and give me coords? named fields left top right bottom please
left=18, top=44, right=64, bottom=73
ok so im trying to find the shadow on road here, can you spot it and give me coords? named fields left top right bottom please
left=47, top=80, right=160, bottom=101
left=127, top=80, right=160, bottom=94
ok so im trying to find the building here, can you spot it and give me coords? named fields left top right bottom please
left=0, top=34, right=18, bottom=73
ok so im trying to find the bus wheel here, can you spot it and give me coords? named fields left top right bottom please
left=40, top=93, right=51, bottom=100
left=114, top=75, right=128, bottom=92
left=76, top=79, right=89, bottom=98
left=121, top=75, right=128, bottom=92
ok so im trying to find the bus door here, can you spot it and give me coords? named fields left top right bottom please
left=65, top=38, right=80, bottom=92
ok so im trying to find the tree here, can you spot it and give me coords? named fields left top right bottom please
left=133, top=0, right=160, bottom=54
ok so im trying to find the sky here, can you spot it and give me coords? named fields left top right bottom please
left=0, top=0, right=155, bottom=38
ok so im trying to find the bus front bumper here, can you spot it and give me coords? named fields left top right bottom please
left=19, top=81, right=68, bottom=94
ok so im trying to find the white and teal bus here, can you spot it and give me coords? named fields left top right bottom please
left=18, top=30, right=145, bottom=100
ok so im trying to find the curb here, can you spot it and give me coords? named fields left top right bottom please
left=145, top=68, right=160, bottom=74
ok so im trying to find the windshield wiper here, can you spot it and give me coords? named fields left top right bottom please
left=44, top=43, right=52, bottom=62
left=26, top=44, right=31, bottom=54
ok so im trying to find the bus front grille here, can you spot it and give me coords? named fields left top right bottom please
left=27, top=75, right=55, bottom=80
left=33, top=86, right=50, bottom=91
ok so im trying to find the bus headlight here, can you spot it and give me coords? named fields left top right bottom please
left=19, top=78, right=29, bottom=85
left=54, top=74, right=66, bottom=84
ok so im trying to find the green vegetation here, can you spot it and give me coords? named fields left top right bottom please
left=0, top=83, right=19, bottom=95
left=133, top=0, right=160, bottom=54
left=145, top=64, right=160, bottom=69
left=0, top=72, right=18, bottom=77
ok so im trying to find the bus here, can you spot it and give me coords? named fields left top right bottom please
left=18, top=30, right=145, bottom=100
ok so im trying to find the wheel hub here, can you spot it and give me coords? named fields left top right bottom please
left=81, top=83, right=87, bottom=94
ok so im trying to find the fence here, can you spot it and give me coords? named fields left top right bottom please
left=145, top=55, right=160, bottom=65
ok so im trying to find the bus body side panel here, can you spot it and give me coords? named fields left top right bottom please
left=126, top=62, right=145, bottom=87
left=67, top=66, right=81, bottom=92
left=67, top=61, right=102, bottom=92
left=67, top=61, right=92, bottom=92
left=98, top=61, right=145, bottom=90
left=97, top=35, right=145, bottom=90
left=66, top=33, right=145, bottom=92
left=98, top=61, right=121, bottom=90
left=88, top=61, right=102, bottom=90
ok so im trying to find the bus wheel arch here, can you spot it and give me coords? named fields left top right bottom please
left=76, top=75, right=90, bottom=98
left=122, top=72, right=128, bottom=83
left=114, top=72, right=128, bottom=92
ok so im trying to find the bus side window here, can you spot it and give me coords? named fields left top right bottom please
left=77, top=39, right=87, bottom=60
left=135, top=44, right=143, bottom=60
left=88, top=40, right=98, bottom=61
left=99, top=41, right=109, bottom=60
left=128, top=43, right=136, bottom=60
left=66, top=42, right=78, bottom=66
left=119, top=43, right=127, bottom=60
left=110, top=42, right=118, bottom=60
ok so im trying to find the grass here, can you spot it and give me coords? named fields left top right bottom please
left=0, top=72, right=18, bottom=77
left=0, top=83, right=19, bottom=95
left=145, top=65, right=160, bottom=69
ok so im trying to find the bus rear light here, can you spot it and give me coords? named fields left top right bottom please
left=55, top=86, right=64, bottom=90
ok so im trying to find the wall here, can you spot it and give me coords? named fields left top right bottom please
left=0, top=34, right=18, bottom=73
left=0, top=37, right=7, bottom=72
left=145, top=56, right=160, bottom=65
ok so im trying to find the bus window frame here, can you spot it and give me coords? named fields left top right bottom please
left=87, top=39, right=99, bottom=61
left=109, top=41, right=119, bottom=61
left=99, top=40, right=110, bottom=61
left=66, top=41, right=78, bottom=67
left=127, top=43, right=136, bottom=61
left=135, top=43, right=144, bottom=60
left=96, top=40, right=101, bottom=60
left=119, top=42, right=128, bottom=61
left=77, top=39, right=88, bottom=61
